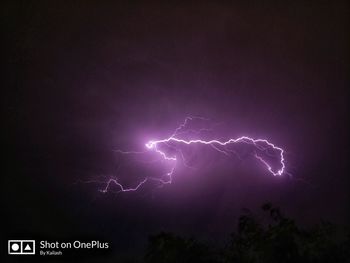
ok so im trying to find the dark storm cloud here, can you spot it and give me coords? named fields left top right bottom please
left=3, top=1, right=349, bottom=258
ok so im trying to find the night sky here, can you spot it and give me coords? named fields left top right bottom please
left=2, top=1, right=349, bottom=261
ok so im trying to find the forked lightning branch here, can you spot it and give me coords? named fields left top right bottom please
left=99, top=117, right=287, bottom=193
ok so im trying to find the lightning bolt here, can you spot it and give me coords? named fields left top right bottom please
left=97, top=117, right=286, bottom=193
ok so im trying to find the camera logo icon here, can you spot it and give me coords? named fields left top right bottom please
left=8, top=240, right=35, bottom=255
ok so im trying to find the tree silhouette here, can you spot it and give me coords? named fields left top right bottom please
left=143, top=203, right=350, bottom=263
left=225, top=203, right=349, bottom=263
left=144, top=232, right=220, bottom=263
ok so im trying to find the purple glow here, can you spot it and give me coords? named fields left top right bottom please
left=99, top=117, right=286, bottom=193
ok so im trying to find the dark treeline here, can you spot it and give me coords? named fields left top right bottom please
left=125, top=203, right=350, bottom=263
